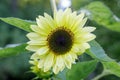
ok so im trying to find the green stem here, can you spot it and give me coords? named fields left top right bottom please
left=50, top=0, right=57, bottom=13
left=92, top=70, right=111, bottom=80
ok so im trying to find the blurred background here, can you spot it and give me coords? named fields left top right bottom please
left=0, top=0, right=120, bottom=80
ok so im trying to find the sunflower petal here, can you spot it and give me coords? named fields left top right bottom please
left=26, top=32, right=46, bottom=40
left=82, top=27, right=96, bottom=33
left=26, top=45, right=41, bottom=51
left=38, top=57, right=45, bottom=68
left=36, top=46, right=49, bottom=55
left=27, top=40, right=47, bottom=45
left=77, top=12, right=85, bottom=21
left=31, top=25, right=48, bottom=36
left=79, top=18, right=87, bottom=28
left=53, top=63, right=60, bottom=74
left=64, top=54, right=72, bottom=69
left=30, top=53, right=39, bottom=60
left=44, top=13, right=57, bottom=29
left=56, top=55, right=65, bottom=71
left=83, top=33, right=96, bottom=42
left=55, top=10, right=64, bottom=26
left=44, top=53, right=54, bottom=72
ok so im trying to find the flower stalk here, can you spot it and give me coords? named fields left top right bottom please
left=50, top=0, right=57, bottom=13
left=92, top=70, right=111, bottom=80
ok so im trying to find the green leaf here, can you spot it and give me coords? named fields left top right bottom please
left=0, top=17, right=36, bottom=32
left=72, top=0, right=94, bottom=10
left=57, top=69, right=67, bottom=80
left=66, top=60, right=97, bottom=80
left=86, top=40, right=114, bottom=62
left=102, top=61, right=120, bottom=77
left=0, top=44, right=27, bottom=58
left=54, top=68, right=68, bottom=80
left=108, top=22, right=120, bottom=32
left=83, top=1, right=120, bottom=32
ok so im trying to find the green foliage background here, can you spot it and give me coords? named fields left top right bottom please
left=0, top=0, right=51, bottom=80
left=0, top=0, right=120, bottom=80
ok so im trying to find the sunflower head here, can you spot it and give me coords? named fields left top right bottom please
left=29, top=60, right=53, bottom=79
left=26, top=8, right=96, bottom=74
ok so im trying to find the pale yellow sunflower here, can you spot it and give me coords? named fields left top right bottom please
left=26, top=8, right=96, bottom=74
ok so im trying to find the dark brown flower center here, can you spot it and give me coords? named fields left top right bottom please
left=47, top=28, right=73, bottom=55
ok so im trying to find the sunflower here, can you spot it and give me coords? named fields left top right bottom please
left=26, top=8, right=96, bottom=74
